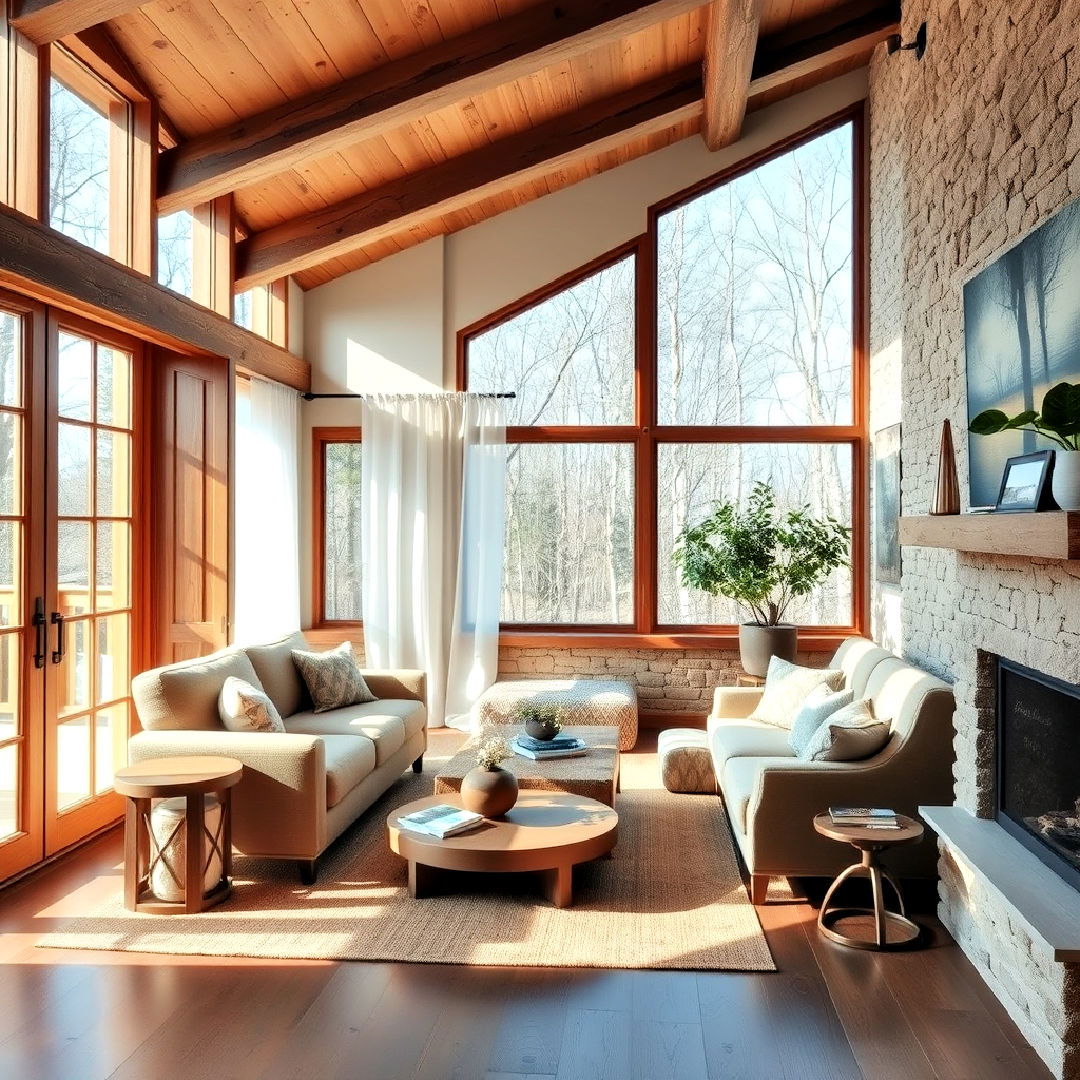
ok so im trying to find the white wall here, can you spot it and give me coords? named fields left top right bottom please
left=298, top=68, right=868, bottom=624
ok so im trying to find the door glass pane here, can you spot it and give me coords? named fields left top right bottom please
left=323, top=441, right=362, bottom=621
left=56, top=717, right=91, bottom=811
left=0, top=312, right=21, bottom=408
left=0, top=522, right=20, bottom=627
left=57, top=423, right=91, bottom=516
left=96, top=522, right=130, bottom=611
left=58, top=617, right=90, bottom=716
left=58, top=521, right=91, bottom=616
left=0, top=411, right=22, bottom=515
left=96, top=347, right=131, bottom=428
left=657, top=442, right=853, bottom=625
left=503, top=443, right=634, bottom=624
left=0, top=742, right=17, bottom=839
left=94, top=705, right=125, bottom=794
left=96, top=429, right=130, bottom=516
left=96, top=614, right=129, bottom=705
left=57, top=333, right=93, bottom=421
left=0, top=633, right=19, bottom=738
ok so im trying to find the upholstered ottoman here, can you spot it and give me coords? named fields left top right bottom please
left=474, top=679, right=638, bottom=750
left=658, top=728, right=716, bottom=794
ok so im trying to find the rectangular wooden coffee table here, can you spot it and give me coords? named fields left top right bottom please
left=434, top=725, right=620, bottom=807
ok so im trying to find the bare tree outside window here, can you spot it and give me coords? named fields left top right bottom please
left=324, top=442, right=362, bottom=621
left=49, top=77, right=110, bottom=255
left=157, top=211, right=194, bottom=297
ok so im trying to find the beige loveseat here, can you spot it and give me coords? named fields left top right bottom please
left=129, top=631, right=427, bottom=883
left=709, top=636, right=955, bottom=903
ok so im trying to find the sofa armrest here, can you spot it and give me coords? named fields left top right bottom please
left=128, top=730, right=327, bottom=859
left=710, top=686, right=763, bottom=720
left=360, top=669, right=426, bottom=703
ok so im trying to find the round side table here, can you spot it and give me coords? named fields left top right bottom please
left=813, top=812, right=924, bottom=950
left=115, top=756, right=243, bottom=914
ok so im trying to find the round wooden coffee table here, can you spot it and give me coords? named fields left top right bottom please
left=388, top=791, right=618, bottom=908
left=813, top=812, right=924, bottom=950
left=115, top=756, right=243, bottom=914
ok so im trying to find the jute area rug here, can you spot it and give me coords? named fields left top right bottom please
left=39, top=753, right=775, bottom=972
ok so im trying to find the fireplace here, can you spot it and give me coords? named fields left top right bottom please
left=996, top=658, right=1080, bottom=892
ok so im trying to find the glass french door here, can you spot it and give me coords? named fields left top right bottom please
left=0, top=297, right=140, bottom=879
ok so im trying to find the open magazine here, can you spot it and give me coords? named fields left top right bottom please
left=398, top=804, right=484, bottom=838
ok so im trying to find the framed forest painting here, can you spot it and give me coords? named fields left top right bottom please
left=965, top=197, right=1080, bottom=508
left=874, top=423, right=901, bottom=585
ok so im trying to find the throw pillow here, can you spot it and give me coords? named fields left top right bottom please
left=749, top=657, right=845, bottom=730
left=291, top=641, right=377, bottom=713
left=801, top=698, right=891, bottom=762
left=787, top=685, right=854, bottom=756
left=218, top=676, right=286, bottom=733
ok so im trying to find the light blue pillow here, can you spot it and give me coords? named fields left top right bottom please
left=787, top=685, right=854, bottom=756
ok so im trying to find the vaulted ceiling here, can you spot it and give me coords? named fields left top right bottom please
left=15, top=0, right=899, bottom=289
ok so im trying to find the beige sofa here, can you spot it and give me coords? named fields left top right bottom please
left=129, top=631, right=427, bottom=883
left=708, top=636, right=955, bottom=903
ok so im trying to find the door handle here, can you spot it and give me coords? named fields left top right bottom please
left=51, top=611, right=65, bottom=665
left=32, top=598, right=46, bottom=669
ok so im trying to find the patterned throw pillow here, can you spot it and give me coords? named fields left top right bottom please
left=291, top=641, right=377, bottom=713
left=218, top=676, right=285, bottom=733
left=800, top=698, right=891, bottom=762
left=749, top=657, right=845, bottom=730
left=787, top=685, right=854, bottom=756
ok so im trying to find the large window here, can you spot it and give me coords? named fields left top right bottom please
left=463, top=113, right=866, bottom=638
left=157, top=211, right=194, bottom=297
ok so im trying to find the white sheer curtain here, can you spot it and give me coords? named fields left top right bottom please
left=233, top=377, right=301, bottom=644
left=361, top=393, right=505, bottom=727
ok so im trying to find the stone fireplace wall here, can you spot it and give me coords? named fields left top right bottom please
left=867, top=2, right=1080, bottom=1075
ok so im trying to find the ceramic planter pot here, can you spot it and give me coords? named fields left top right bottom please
left=1052, top=450, right=1080, bottom=510
left=524, top=717, right=560, bottom=741
left=461, top=765, right=518, bottom=818
left=739, top=622, right=798, bottom=678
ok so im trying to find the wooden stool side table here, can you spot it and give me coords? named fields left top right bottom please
left=115, top=756, right=243, bottom=914
left=813, top=812, right=925, bottom=951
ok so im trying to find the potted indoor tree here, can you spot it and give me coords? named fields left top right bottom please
left=672, top=481, right=851, bottom=677
left=970, top=381, right=1080, bottom=509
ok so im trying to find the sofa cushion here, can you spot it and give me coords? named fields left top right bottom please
left=787, top=686, right=854, bottom=756
left=749, top=657, right=844, bottom=729
left=245, top=631, right=310, bottom=718
left=321, top=734, right=377, bottom=808
left=708, top=719, right=795, bottom=771
left=801, top=698, right=890, bottom=761
left=831, top=637, right=895, bottom=697
left=285, top=699, right=425, bottom=764
left=132, top=649, right=264, bottom=731
left=292, top=641, right=377, bottom=712
left=218, top=676, right=285, bottom=733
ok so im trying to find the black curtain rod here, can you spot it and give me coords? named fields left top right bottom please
left=300, top=391, right=516, bottom=400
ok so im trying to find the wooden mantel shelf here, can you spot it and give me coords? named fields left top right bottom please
left=899, top=512, right=1080, bottom=560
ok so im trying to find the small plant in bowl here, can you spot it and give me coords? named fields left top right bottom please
left=518, top=703, right=563, bottom=742
left=461, top=732, right=518, bottom=818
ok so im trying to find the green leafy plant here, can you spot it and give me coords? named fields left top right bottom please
left=475, top=734, right=512, bottom=771
left=970, top=382, right=1080, bottom=450
left=515, top=703, right=563, bottom=732
left=672, top=481, right=851, bottom=626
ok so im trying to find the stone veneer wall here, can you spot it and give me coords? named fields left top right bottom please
left=868, top=3, right=1080, bottom=1075
left=497, top=647, right=826, bottom=717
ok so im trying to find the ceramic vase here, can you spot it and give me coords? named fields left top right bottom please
left=461, top=765, right=518, bottom=818
left=1051, top=450, right=1080, bottom=510
left=738, top=623, right=797, bottom=678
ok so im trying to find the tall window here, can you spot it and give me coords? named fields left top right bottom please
left=463, top=114, right=864, bottom=636
left=313, top=429, right=362, bottom=625
left=157, top=211, right=194, bottom=297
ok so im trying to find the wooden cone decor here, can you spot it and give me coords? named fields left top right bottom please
left=931, top=419, right=961, bottom=515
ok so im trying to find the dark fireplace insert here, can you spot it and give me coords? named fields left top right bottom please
left=997, top=658, right=1080, bottom=891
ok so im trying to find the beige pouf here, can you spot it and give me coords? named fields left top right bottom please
left=149, top=795, right=224, bottom=902
left=474, top=679, right=638, bottom=750
left=659, top=728, right=716, bottom=794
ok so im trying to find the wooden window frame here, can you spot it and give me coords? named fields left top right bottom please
left=312, top=425, right=362, bottom=630
left=456, top=104, right=869, bottom=650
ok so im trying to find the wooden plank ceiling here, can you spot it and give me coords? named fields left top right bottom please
left=74, top=0, right=898, bottom=289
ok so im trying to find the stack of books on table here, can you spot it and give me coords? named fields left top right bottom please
left=397, top=804, right=484, bottom=838
left=511, top=734, right=588, bottom=760
left=828, top=806, right=904, bottom=830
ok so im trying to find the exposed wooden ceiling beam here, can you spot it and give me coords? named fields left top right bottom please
left=10, top=0, right=146, bottom=45
left=701, top=0, right=762, bottom=151
left=234, top=67, right=702, bottom=289
left=0, top=203, right=309, bottom=390
left=237, top=0, right=898, bottom=289
left=749, top=0, right=900, bottom=96
left=156, top=0, right=703, bottom=214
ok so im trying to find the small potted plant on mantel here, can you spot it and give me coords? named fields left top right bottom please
left=970, top=381, right=1080, bottom=509
left=673, top=481, right=851, bottom=677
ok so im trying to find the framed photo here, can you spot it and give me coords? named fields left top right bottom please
left=994, top=450, right=1056, bottom=513
left=873, top=424, right=902, bottom=585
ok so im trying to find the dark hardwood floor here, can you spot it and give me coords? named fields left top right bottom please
left=0, top=731, right=1052, bottom=1080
